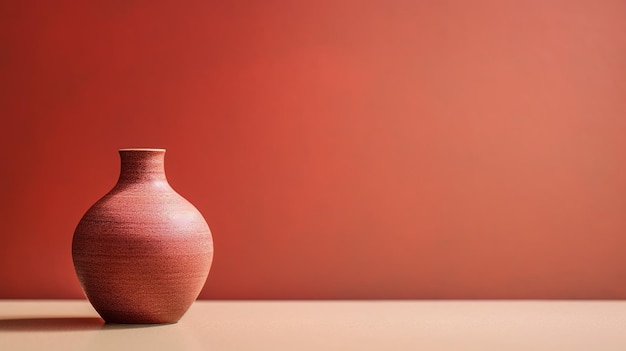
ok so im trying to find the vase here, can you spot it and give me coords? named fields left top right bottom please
left=72, top=148, right=213, bottom=324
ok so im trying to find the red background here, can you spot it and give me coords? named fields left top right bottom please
left=1, top=0, right=626, bottom=299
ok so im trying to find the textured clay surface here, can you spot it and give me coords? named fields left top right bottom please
left=72, top=149, right=213, bottom=324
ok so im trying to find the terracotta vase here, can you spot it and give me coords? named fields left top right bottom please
left=72, top=148, right=213, bottom=324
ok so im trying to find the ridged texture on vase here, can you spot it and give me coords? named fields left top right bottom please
left=72, top=149, right=213, bottom=324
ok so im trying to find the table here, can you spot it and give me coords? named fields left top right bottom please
left=1, top=300, right=625, bottom=350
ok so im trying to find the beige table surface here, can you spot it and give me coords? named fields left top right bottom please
left=1, top=300, right=625, bottom=350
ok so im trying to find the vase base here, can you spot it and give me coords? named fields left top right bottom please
left=103, top=320, right=179, bottom=326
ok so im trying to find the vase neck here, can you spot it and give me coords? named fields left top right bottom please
left=117, top=149, right=167, bottom=184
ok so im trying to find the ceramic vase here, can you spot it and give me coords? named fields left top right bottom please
left=72, top=148, right=213, bottom=324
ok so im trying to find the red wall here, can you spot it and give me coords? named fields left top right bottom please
left=2, top=0, right=626, bottom=299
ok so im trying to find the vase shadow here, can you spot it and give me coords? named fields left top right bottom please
left=0, top=317, right=104, bottom=332
left=101, top=322, right=174, bottom=330
left=0, top=317, right=177, bottom=332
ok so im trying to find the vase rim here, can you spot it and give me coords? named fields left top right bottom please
left=119, top=148, right=166, bottom=152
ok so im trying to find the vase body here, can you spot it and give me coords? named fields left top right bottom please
left=72, top=148, right=213, bottom=324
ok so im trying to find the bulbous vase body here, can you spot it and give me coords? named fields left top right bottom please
left=72, top=148, right=213, bottom=324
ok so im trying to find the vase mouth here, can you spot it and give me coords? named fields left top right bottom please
left=119, top=148, right=166, bottom=152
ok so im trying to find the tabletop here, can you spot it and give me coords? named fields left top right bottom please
left=1, top=300, right=625, bottom=350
